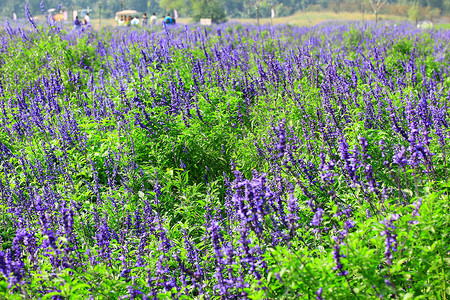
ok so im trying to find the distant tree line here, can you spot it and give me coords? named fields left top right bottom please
left=0, top=0, right=448, bottom=23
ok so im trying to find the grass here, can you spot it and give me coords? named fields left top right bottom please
left=436, top=23, right=450, bottom=29
left=230, top=10, right=408, bottom=26
left=77, top=11, right=409, bottom=30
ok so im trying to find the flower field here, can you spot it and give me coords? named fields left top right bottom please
left=0, top=11, right=449, bottom=299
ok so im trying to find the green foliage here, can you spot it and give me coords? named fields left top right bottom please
left=191, top=0, right=228, bottom=23
left=0, top=20, right=449, bottom=300
left=408, top=4, right=420, bottom=24
left=258, top=190, right=450, bottom=298
left=159, top=0, right=189, bottom=15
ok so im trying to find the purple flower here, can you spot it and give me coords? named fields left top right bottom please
left=276, top=119, right=286, bottom=158
left=393, top=146, right=408, bottom=168
left=316, top=287, right=324, bottom=300
left=380, top=214, right=400, bottom=265
left=409, top=198, right=422, bottom=224
left=25, top=2, right=39, bottom=32
left=332, top=240, right=349, bottom=276
left=310, top=208, right=324, bottom=227
left=180, top=159, right=186, bottom=171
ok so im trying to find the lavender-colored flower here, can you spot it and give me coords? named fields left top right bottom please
left=379, top=139, right=390, bottom=167
left=276, top=119, right=286, bottom=158
left=393, top=146, right=408, bottom=168
left=332, top=237, right=348, bottom=276
left=180, top=159, right=186, bottom=171
left=310, top=208, right=324, bottom=227
left=380, top=214, right=400, bottom=265
left=316, top=287, right=324, bottom=300
left=409, top=198, right=422, bottom=224
left=25, top=2, right=39, bottom=32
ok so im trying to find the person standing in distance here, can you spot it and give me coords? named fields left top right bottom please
left=163, top=14, right=172, bottom=24
left=150, top=13, right=157, bottom=25
left=142, top=13, right=148, bottom=26
left=74, top=16, right=82, bottom=30
left=131, top=16, right=140, bottom=26
left=84, top=13, right=91, bottom=26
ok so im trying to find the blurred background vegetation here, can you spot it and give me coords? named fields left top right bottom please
left=1, top=0, right=449, bottom=24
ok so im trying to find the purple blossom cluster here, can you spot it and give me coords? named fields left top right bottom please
left=380, top=214, right=400, bottom=266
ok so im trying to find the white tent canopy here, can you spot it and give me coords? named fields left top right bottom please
left=116, top=10, right=138, bottom=16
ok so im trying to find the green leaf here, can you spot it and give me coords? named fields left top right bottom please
left=72, top=283, right=91, bottom=292
left=41, top=292, right=63, bottom=300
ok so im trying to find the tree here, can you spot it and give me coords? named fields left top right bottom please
left=147, top=0, right=163, bottom=15
left=223, top=0, right=245, bottom=17
left=408, top=3, right=420, bottom=23
left=160, top=0, right=190, bottom=15
left=192, top=0, right=227, bottom=23
left=369, top=0, right=388, bottom=23
left=245, top=0, right=262, bottom=24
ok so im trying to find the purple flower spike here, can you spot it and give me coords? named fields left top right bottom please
left=380, top=214, right=400, bottom=265
left=316, top=287, right=324, bottom=300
